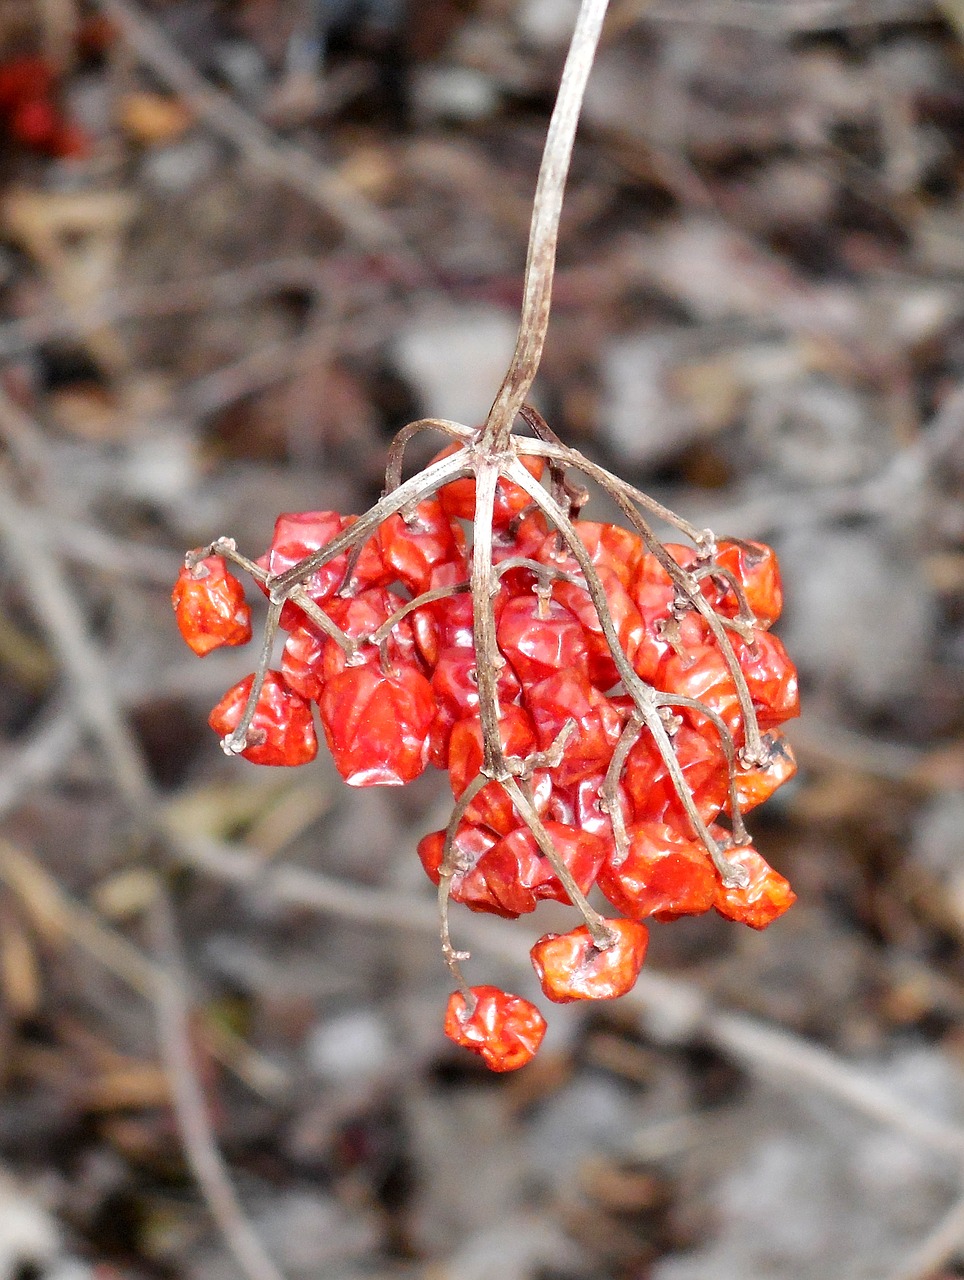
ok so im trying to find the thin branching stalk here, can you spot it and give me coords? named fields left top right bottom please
left=483, top=0, right=611, bottom=446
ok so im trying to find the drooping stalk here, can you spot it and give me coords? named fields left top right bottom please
left=482, top=0, right=611, bottom=447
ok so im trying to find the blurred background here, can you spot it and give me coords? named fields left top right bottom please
left=0, top=0, right=963, bottom=1277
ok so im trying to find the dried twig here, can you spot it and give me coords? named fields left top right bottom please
left=149, top=891, right=288, bottom=1280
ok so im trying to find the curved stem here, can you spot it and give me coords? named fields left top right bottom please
left=483, top=0, right=611, bottom=446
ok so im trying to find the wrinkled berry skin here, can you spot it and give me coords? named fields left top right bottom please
left=530, top=918, right=649, bottom=1003
left=209, top=672, right=318, bottom=766
left=444, top=985, right=547, bottom=1071
left=318, top=665, right=436, bottom=786
left=172, top=556, right=252, bottom=656
left=597, top=822, right=716, bottom=922
left=713, top=841, right=797, bottom=929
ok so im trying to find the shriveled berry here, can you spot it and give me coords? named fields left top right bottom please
left=457, top=821, right=607, bottom=917
left=173, top=555, right=252, bottom=656
left=281, top=623, right=327, bottom=702
left=597, top=821, right=716, bottom=921
left=713, top=841, right=796, bottom=929
left=497, top=593, right=588, bottom=686
left=536, top=521, right=644, bottom=593
left=318, top=665, right=436, bottom=786
left=730, top=731, right=797, bottom=813
left=417, top=822, right=499, bottom=888
left=447, top=705, right=548, bottom=833
left=531, top=919, right=649, bottom=1003
left=623, top=724, right=729, bottom=831
left=551, top=566, right=644, bottom=690
left=547, top=773, right=631, bottom=848
left=526, top=669, right=624, bottom=785
left=317, top=588, right=419, bottom=682
left=444, top=986, right=546, bottom=1072
left=377, top=497, right=467, bottom=597
left=658, top=627, right=799, bottom=746
left=209, top=672, right=317, bottom=766
left=432, top=443, right=546, bottom=527
left=713, top=539, right=783, bottom=628
left=258, top=510, right=350, bottom=630
left=429, top=646, right=522, bottom=768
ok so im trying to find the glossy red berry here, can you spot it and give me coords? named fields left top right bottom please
left=417, top=822, right=499, bottom=889
left=530, top=918, right=649, bottom=1003
left=551, top=566, right=645, bottom=690
left=623, top=724, right=728, bottom=831
left=429, top=646, right=522, bottom=768
left=713, top=539, right=783, bottom=627
left=525, top=669, right=624, bottom=785
left=536, top=520, right=645, bottom=593
left=444, top=986, right=546, bottom=1072
left=432, top=443, right=546, bottom=528
left=258, top=510, right=351, bottom=630
left=377, top=497, right=467, bottom=597
left=730, top=731, right=797, bottom=813
left=280, top=623, right=327, bottom=702
left=456, top=821, right=607, bottom=917
left=447, top=705, right=547, bottom=833
left=209, top=672, right=318, bottom=766
left=597, top=821, right=716, bottom=921
left=317, top=588, right=419, bottom=682
left=172, top=556, right=252, bottom=656
left=547, top=773, right=631, bottom=847
left=712, top=841, right=796, bottom=929
left=496, top=594, right=589, bottom=686
left=318, top=664, right=436, bottom=786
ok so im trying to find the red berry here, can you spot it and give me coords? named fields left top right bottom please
left=712, top=840, right=796, bottom=929
left=447, top=705, right=548, bottom=833
left=597, top=821, right=716, bottom=921
left=497, top=594, right=589, bottom=686
left=457, top=821, right=607, bottom=917
left=730, top=730, right=797, bottom=813
left=317, top=588, right=419, bottom=682
left=209, top=672, right=317, bottom=766
left=536, top=520, right=644, bottom=593
left=258, top=511, right=388, bottom=630
left=623, top=724, right=728, bottom=831
left=551, top=566, right=645, bottom=690
left=547, top=773, right=631, bottom=847
left=318, top=665, right=435, bottom=786
left=172, top=555, right=252, bottom=657
left=417, top=822, right=499, bottom=888
left=432, top=443, right=546, bottom=528
left=732, top=631, right=800, bottom=731
left=377, top=497, right=467, bottom=597
left=280, top=623, right=326, bottom=702
left=444, top=986, right=546, bottom=1072
left=429, top=646, right=522, bottom=768
left=531, top=918, right=649, bottom=1003
left=713, top=539, right=783, bottom=627
left=258, top=510, right=350, bottom=630
left=525, top=669, right=624, bottom=785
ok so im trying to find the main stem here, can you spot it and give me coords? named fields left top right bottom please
left=482, top=0, right=611, bottom=449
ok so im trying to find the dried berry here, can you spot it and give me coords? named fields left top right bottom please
left=444, top=985, right=547, bottom=1071
left=531, top=919, right=649, bottom=1003
left=172, top=555, right=252, bottom=657
left=209, top=672, right=318, bottom=766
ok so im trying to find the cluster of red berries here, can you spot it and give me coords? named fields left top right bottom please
left=173, top=444, right=799, bottom=1072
